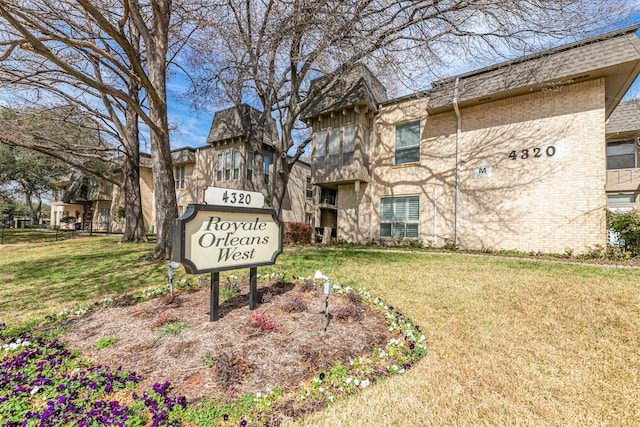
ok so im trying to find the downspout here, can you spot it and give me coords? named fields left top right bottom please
left=369, top=109, right=379, bottom=242
left=453, top=77, right=462, bottom=248
left=194, top=148, right=200, bottom=202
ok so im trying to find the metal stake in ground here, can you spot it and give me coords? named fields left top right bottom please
left=210, top=272, right=220, bottom=321
left=168, top=261, right=179, bottom=297
left=315, top=270, right=331, bottom=331
left=324, top=280, right=331, bottom=331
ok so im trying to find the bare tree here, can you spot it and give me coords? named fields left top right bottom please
left=0, top=0, right=206, bottom=258
left=187, top=0, right=634, bottom=217
left=0, top=41, right=149, bottom=243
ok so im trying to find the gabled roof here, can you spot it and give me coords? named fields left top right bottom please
left=606, top=99, right=640, bottom=138
left=423, top=24, right=640, bottom=118
left=301, top=63, right=388, bottom=121
left=206, top=104, right=263, bottom=144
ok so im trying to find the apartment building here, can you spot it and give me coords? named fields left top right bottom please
left=303, top=25, right=640, bottom=254
left=51, top=105, right=311, bottom=233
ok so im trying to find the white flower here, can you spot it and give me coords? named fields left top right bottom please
left=327, top=395, right=334, bottom=402
left=360, top=379, right=370, bottom=388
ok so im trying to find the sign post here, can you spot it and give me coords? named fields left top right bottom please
left=172, top=191, right=282, bottom=321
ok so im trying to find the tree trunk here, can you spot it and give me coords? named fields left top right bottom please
left=146, top=0, right=177, bottom=260
left=120, top=158, right=146, bottom=242
left=23, top=189, right=36, bottom=223
left=120, top=63, right=147, bottom=243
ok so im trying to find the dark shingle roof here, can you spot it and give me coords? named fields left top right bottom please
left=301, top=63, right=388, bottom=120
left=606, top=99, right=640, bottom=135
left=206, top=104, right=263, bottom=143
left=171, top=147, right=196, bottom=164
left=424, top=25, right=640, bottom=117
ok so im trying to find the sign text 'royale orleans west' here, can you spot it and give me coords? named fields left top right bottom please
left=172, top=204, right=282, bottom=274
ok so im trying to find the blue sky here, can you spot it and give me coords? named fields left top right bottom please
left=165, top=21, right=640, bottom=151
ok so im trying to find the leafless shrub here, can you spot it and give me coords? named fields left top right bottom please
left=346, top=292, right=363, bottom=305
left=211, top=351, right=253, bottom=387
left=333, top=304, right=364, bottom=322
left=298, top=280, right=316, bottom=293
left=151, top=309, right=180, bottom=328
left=280, top=293, right=308, bottom=313
left=261, top=290, right=273, bottom=303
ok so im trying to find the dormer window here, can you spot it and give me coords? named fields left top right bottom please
left=264, top=154, right=271, bottom=184
left=216, top=154, right=223, bottom=181
left=233, top=150, right=240, bottom=180
left=315, top=123, right=357, bottom=169
left=343, top=124, right=355, bottom=166
left=316, top=131, right=327, bottom=169
left=246, top=151, right=254, bottom=181
left=225, top=151, right=231, bottom=180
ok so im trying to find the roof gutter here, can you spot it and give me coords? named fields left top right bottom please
left=369, top=107, right=380, bottom=242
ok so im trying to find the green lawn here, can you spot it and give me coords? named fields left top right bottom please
left=2, top=239, right=639, bottom=426
left=0, top=227, right=81, bottom=245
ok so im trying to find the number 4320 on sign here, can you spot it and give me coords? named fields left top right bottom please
left=203, top=186, right=265, bottom=208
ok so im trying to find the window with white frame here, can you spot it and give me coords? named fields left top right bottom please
left=225, top=151, right=231, bottom=180
left=306, top=177, right=313, bottom=198
left=246, top=151, right=254, bottom=181
left=395, top=120, right=421, bottom=165
left=174, top=165, right=185, bottom=189
left=607, top=194, right=636, bottom=204
left=216, top=154, right=223, bottom=181
left=233, top=150, right=240, bottom=180
left=315, top=131, right=326, bottom=169
left=343, top=124, right=355, bottom=166
left=328, top=128, right=340, bottom=169
left=264, top=154, right=271, bottom=184
left=607, top=142, right=636, bottom=170
left=380, top=195, right=419, bottom=238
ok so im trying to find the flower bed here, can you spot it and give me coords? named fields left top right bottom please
left=0, top=325, right=186, bottom=426
left=1, top=274, right=426, bottom=426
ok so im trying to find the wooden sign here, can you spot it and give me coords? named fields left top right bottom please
left=172, top=204, right=282, bottom=274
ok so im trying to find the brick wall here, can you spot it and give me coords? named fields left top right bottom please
left=363, top=78, right=607, bottom=254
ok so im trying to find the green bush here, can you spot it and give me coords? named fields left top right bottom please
left=60, top=215, right=76, bottom=224
left=283, top=222, right=313, bottom=244
left=607, top=210, right=640, bottom=255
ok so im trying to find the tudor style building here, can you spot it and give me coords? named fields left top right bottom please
left=51, top=105, right=312, bottom=233
left=303, top=25, right=640, bottom=254
left=51, top=25, right=640, bottom=254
